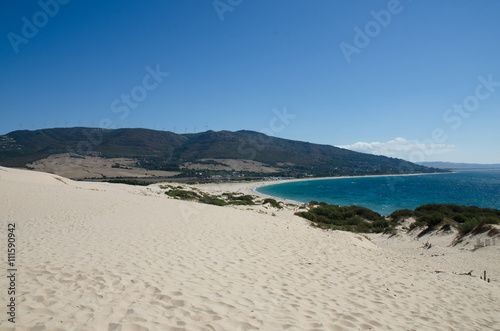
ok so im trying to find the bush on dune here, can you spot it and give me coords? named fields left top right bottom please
left=295, top=203, right=390, bottom=233
left=390, top=208, right=414, bottom=221
left=263, top=198, right=283, bottom=209
left=199, top=195, right=227, bottom=206
left=165, top=189, right=200, bottom=200
left=459, top=218, right=480, bottom=234
left=223, top=193, right=255, bottom=205
left=297, top=202, right=500, bottom=235
left=412, top=204, right=500, bottom=234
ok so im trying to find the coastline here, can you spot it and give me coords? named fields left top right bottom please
left=253, top=171, right=446, bottom=191
left=195, top=172, right=448, bottom=207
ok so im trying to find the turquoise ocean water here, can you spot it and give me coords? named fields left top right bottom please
left=256, top=170, right=500, bottom=215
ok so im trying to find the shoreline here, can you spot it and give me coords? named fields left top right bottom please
left=185, top=171, right=455, bottom=217
left=252, top=171, right=447, bottom=192
left=193, top=172, right=449, bottom=208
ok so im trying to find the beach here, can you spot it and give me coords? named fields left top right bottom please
left=1, top=166, right=499, bottom=330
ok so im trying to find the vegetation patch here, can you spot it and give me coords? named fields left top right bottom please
left=263, top=198, right=282, bottom=209
left=390, top=209, right=414, bottom=222
left=297, top=202, right=500, bottom=235
left=199, top=195, right=227, bottom=206
left=406, top=204, right=500, bottom=235
left=165, top=189, right=200, bottom=200
left=295, top=204, right=394, bottom=233
left=159, top=184, right=175, bottom=190
left=223, top=193, right=255, bottom=205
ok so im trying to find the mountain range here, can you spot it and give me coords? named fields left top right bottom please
left=0, top=128, right=444, bottom=180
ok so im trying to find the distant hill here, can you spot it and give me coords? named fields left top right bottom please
left=418, top=162, right=500, bottom=170
left=0, top=128, right=445, bottom=179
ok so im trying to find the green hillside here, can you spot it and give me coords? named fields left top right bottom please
left=0, top=127, right=444, bottom=178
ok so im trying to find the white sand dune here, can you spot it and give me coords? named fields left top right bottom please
left=1, top=166, right=499, bottom=330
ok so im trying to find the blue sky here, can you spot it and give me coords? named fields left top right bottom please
left=1, top=0, right=499, bottom=163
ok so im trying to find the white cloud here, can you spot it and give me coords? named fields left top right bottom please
left=338, top=137, right=455, bottom=160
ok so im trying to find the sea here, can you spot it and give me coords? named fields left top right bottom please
left=256, top=170, right=500, bottom=215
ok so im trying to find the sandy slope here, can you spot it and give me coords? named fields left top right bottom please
left=0, top=167, right=499, bottom=330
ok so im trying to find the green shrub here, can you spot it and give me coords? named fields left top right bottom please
left=166, top=189, right=200, bottom=200
left=233, top=194, right=254, bottom=201
left=199, top=195, right=227, bottom=206
left=159, top=184, right=174, bottom=190
left=223, top=193, right=254, bottom=205
left=296, top=203, right=386, bottom=233
left=419, top=212, right=444, bottom=229
left=373, top=219, right=390, bottom=229
left=353, top=206, right=382, bottom=220
left=390, top=209, right=414, bottom=221
left=357, top=221, right=371, bottom=233
left=263, top=198, right=282, bottom=209
left=453, top=214, right=467, bottom=223
left=296, top=203, right=500, bottom=235
left=316, top=215, right=332, bottom=225
left=481, top=215, right=500, bottom=225
left=327, top=211, right=343, bottom=220
left=384, top=227, right=397, bottom=235
left=409, top=220, right=426, bottom=231
left=459, top=218, right=479, bottom=234
left=345, top=216, right=362, bottom=226
left=296, top=211, right=317, bottom=222
left=228, top=200, right=252, bottom=206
